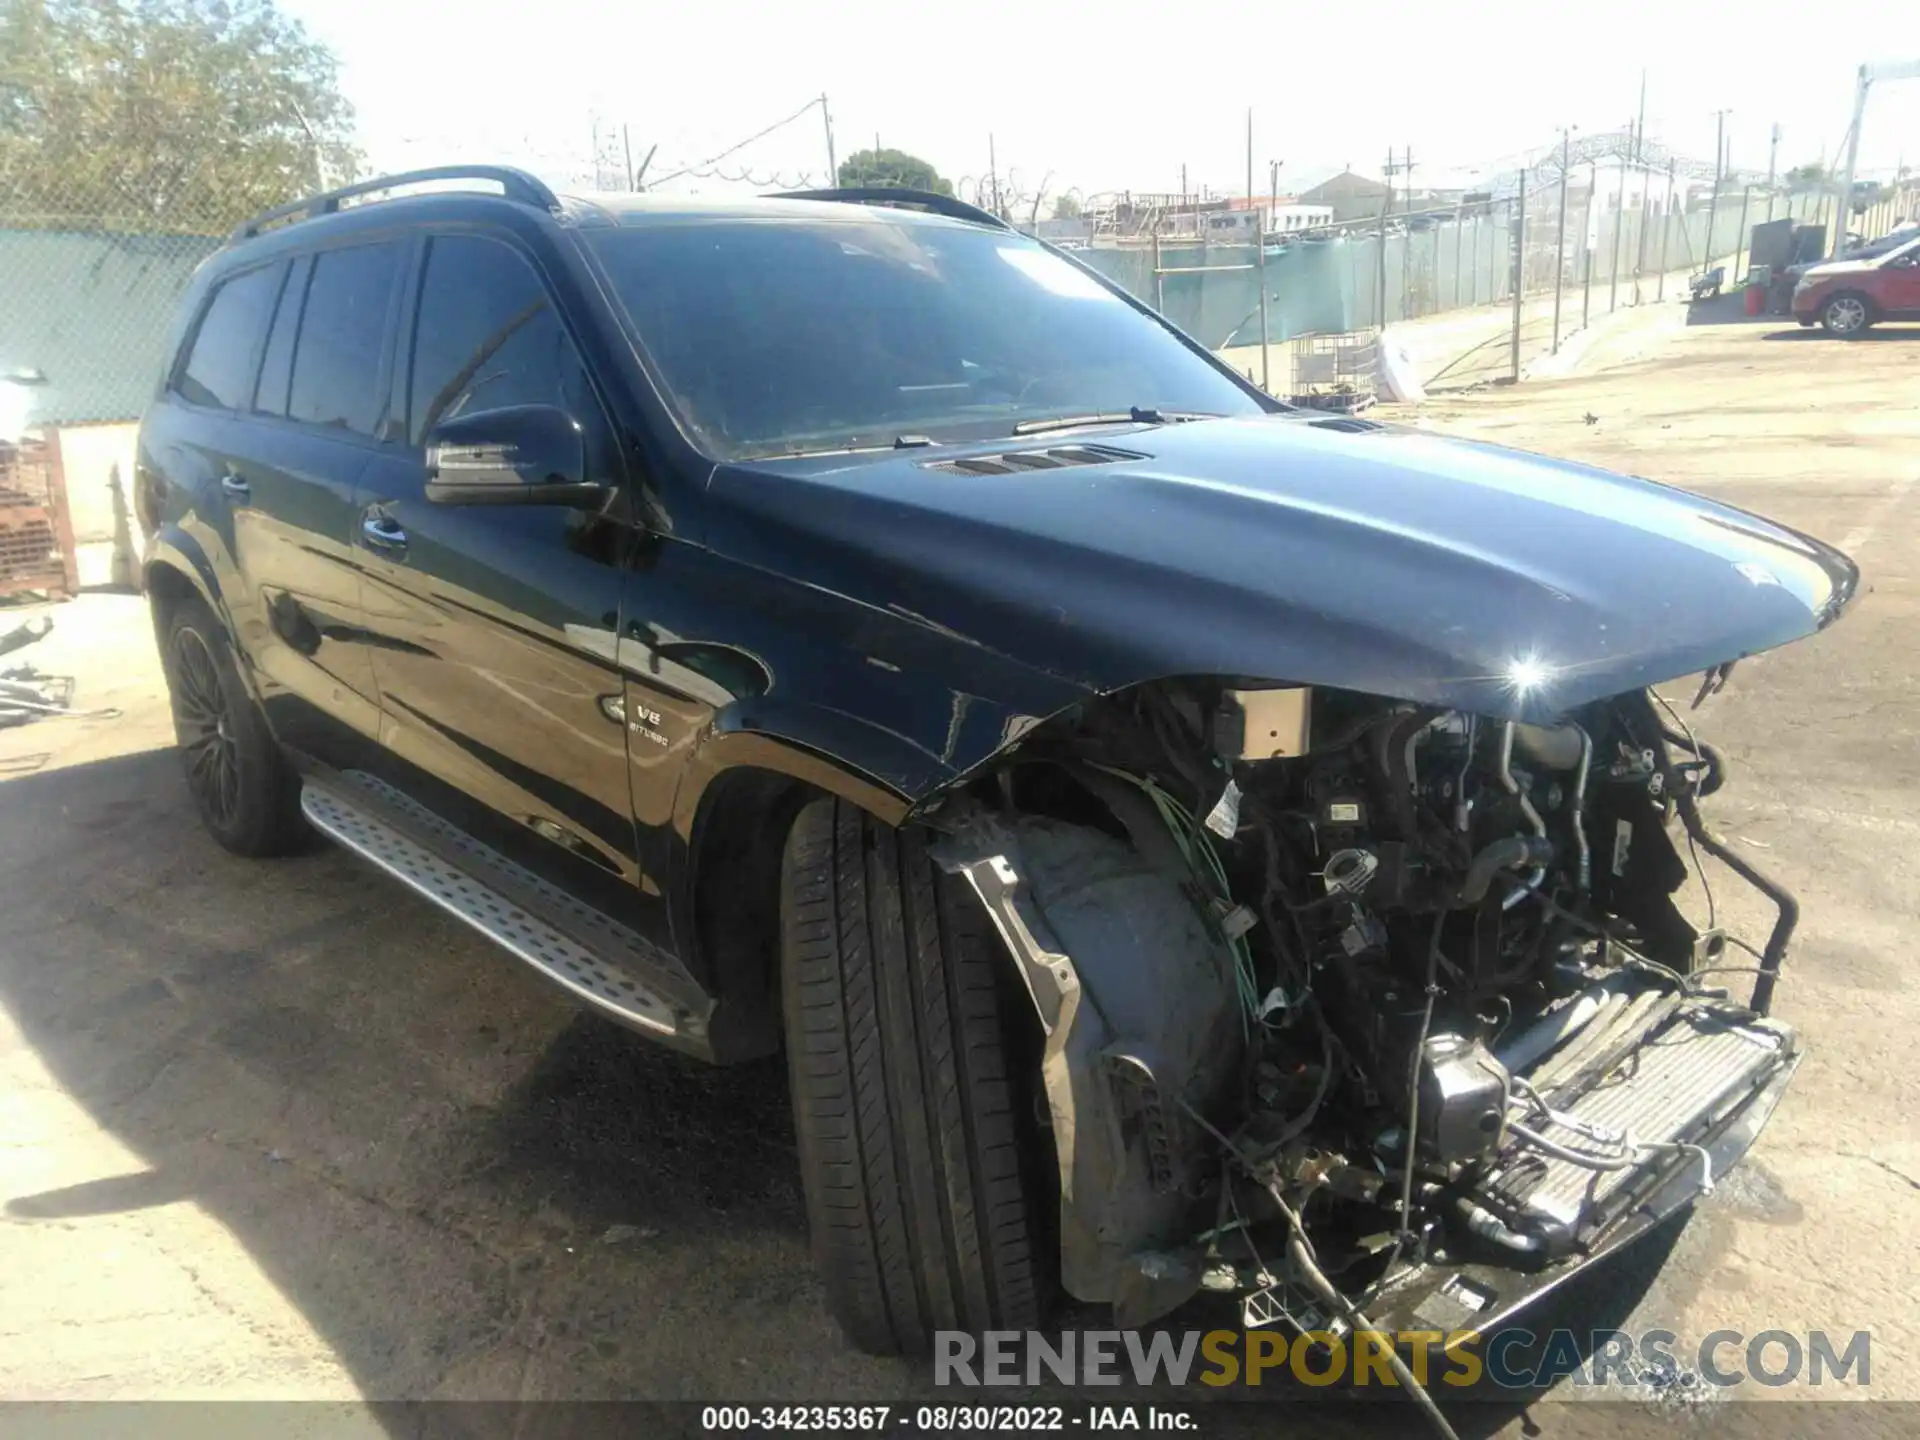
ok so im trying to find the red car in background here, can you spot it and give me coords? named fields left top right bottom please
left=1793, top=231, right=1920, bottom=335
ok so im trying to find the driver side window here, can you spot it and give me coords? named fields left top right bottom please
left=407, top=234, right=596, bottom=447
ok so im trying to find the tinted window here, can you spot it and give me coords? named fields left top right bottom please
left=587, top=219, right=1264, bottom=459
left=176, top=263, right=283, bottom=411
left=253, top=254, right=310, bottom=417
left=288, top=242, right=402, bottom=435
left=408, top=234, right=592, bottom=444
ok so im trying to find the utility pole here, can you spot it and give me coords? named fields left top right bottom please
left=1249, top=109, right=1269, bottom=392
left=1635, top=70, right=1647, bottom=164
left=1634, top=147, right=1654, bottom=303
left=1402, top=145, right=1415, bottom=317
left=1833, top=64, right=1869, bottom=257
left=1552, top=127, right=1571, bottom=353
left=988, top=133, right=1000, bottom=218
left=1378, top=147, right=1394, bottom=328
left=1657, top=159, right=1676, bottom=300
left=1246, top=108, right=1254, bottom=215
left=1509, top=171, right=1526, bottom=383
left=1583, top=160, right=1597, bottom=329
left=622, top=124, right=635, bottom=191
left=1609, top=121, right=1629, bottom=313
left=820, top=94, right=837, bottom=183
left=1734, top=184, right=1752, bottom=279
left=1706, top=109, right=1730, bottom=266
left=1766, top=121, right=1780, bottom=221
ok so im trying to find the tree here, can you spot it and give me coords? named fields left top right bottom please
left=835, top=147, right=952, bottom=196
left=0, top=0, right=360, bottom=233
left=1052, top=192, right=1082, bottom=220
left=1784, top=162, right=1828, bottom=191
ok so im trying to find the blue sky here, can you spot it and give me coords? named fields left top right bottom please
left=283, top=0, right=1918, bottom=203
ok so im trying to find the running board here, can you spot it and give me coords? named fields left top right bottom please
left=300, top=782, right=686, bottom=1040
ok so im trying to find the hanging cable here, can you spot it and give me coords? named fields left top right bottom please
left=648, top=97, right=825, bottom=189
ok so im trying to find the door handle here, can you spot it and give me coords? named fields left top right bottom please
left=220, top=473, right=250, bottom=501
left=362, top=515, right=408, bottom=550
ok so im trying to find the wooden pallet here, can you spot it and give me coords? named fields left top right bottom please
left=0, top=436, right=80, bottom=600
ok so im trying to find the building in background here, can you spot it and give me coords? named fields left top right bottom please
left=1297, top=170, right=1392, bottom=224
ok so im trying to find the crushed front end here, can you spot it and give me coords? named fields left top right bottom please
left=930, top=676, right=1803, bottom=1356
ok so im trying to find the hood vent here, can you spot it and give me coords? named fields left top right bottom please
left=923, top=442, right=1147, bottom=477
left=1307, top=416, right=1385, bottom=434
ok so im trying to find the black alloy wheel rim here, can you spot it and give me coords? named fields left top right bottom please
left=172, top=628, right=240, bottom=827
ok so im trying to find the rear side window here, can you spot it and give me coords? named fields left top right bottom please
left=288, top=242, right=403, bottom=435
left=253, top=254, right=312, bottom=418
left=407, top=233, right=592, bottom=444
left=175, top=263, right=283, bottom=412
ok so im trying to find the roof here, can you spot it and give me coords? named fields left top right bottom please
left=0, top=227, right=219, bottom=426
left=1298, top=171, right=1392, bottom=202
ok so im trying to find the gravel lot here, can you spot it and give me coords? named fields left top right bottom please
left=3, top=303, right=1916, bottom=1436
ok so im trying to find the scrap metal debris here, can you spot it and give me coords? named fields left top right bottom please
left=0, top=614, right=121, bottom=727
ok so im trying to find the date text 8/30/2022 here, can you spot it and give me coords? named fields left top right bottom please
left=701, top=1405, right=1197, bottom=1431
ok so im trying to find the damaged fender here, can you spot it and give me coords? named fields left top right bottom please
left=931, top=813, right=1244, bottom=1313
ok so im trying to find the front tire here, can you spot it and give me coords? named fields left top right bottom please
left=160, top=596, right=308, bottom=857
left=780, top=797, right=1051, bottom=1354
left=1821, top=292, right=1873, bottom=336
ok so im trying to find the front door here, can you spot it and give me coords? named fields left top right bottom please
left=1878, top=245, right=1920, bottom=318
left=352, top=229, right=668, bottom=945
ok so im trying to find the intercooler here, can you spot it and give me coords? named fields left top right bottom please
left=1477, top=1007, right=1796, bottom=1251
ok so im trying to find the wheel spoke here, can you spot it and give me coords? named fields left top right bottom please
left=171, top=628, right=242, bottom=823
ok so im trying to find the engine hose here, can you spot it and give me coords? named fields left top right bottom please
left=1496, top=722, right=1548, bottom=909
left=1457, top=835, right=1553, bottom=905
left=1507, top=1119, right=1636, bottom=1170
left=1569, top=724, right=1593, bottom=896
left=1266, top=1183, right=1462, bottom=1440
left=1453, top=1197, right=1545, bottom=1257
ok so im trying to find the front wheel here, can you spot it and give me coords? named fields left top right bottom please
left=160, top=595, right=308, bottom=857
left=1821, top=292, right=1873, bottom=336
left=780, top=797, right=1052, bottom=1354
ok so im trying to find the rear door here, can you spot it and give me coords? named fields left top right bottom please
left=220, top=238, right=408, bottom=761
left=351, top=228, right=669, bottom=942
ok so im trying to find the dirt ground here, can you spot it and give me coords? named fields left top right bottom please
left=3, top=302, right=1918, bottom=1434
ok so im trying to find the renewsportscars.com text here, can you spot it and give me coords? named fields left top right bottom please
left=936, top=1328, right=1871, bottom=1390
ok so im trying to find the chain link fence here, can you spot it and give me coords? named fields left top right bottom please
left=0, top=142, right=1907, bottom=437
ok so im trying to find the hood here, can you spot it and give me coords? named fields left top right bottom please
left=1795, top=256, right=1877, bottom=281
left=704, top=414, right=1858, bottom=724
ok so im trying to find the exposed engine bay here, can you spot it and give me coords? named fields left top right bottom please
left=930, top=675, right=1801, bottom=1377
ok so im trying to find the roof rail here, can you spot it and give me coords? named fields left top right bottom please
left=229, top=166, right=562, bottom=243
left=769, top=187, right=1011, bottom=231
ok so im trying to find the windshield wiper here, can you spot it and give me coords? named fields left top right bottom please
left=1011, top=407, right=1219, bottom=436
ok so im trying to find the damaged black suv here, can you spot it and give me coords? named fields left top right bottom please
left=138, top=168, right=1858, bottom=1370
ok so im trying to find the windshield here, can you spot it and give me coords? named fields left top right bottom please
left=1847, top=227, right=1920, bottom=260
left=587, top=216, right=1267, bottom=459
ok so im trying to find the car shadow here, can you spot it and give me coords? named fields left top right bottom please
left=0, top=746, right=893, bottom=1412
left=1759, top=326, right=1920, bottom=342
left=1682, top=291, right=1786, bottom=327
left=0, top=747, right=1691, bottom=1432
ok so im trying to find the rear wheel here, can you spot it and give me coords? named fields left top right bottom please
left=1821, top=292, right=1873, bottom=336
left=780, top=796, right=1052, bottom=1354
left=160, top=596, right=308, bottom=857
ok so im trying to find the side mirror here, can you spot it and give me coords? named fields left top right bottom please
left=424, top=405, right=602, bottom=506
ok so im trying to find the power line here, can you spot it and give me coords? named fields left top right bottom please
left=648, top=98, right=826, bottom=189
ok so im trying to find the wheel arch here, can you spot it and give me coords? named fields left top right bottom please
left=672, top=732, right=914, bottom=1062
left=143, top=528, right=229, bottom=641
